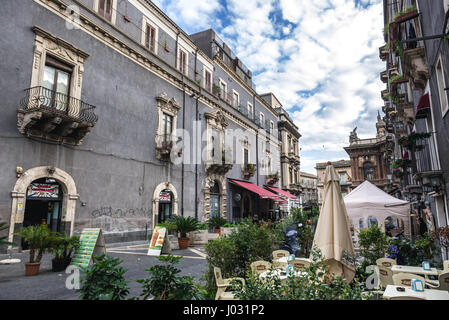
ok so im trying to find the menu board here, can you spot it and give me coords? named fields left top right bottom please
left=70, top=228, right=106, bottom=268
left=147, top=226, right=170, bottom=256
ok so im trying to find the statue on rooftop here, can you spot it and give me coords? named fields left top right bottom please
left=349, top=127, right=359, bottom=144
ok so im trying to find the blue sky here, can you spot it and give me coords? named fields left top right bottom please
left=152, top=0, right=385, bottom=174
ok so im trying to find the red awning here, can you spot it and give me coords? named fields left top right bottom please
left=266, top=186, right=297, bottom=199
left=415, top=93, right=430, bottom=118
left=230, top=180, right=286, bottom=203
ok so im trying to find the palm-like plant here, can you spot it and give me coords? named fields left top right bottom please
left=15, top=224, right=52, bottom=263
left=0, top=219, right=12, bottom=247
left=168, top=216, right=200, bottom=238
left=49, top=234, right=80, bottom=260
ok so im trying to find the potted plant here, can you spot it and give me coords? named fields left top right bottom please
left=14, top=224, right=51, bottom=276
left=208, top=216, right=227, bottom=235
left=167, top=215, right=200, bottom=250
left=49, top=234, right=80, bottom=272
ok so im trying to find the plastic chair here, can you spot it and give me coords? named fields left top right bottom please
left=376, top=258, right=397, bottom=269
left=291, top=258, right=311, bottom=271
left=378, top=266, right=394, bottom=289
left=250, top=260, right=272, bottom=275
left=272, top=250, right=290, bottom=260
left=392, top=273, right=426, bottom=287
left=214, top=267, right=245, bottom=300
left=425, top=271, right=449, bottom=291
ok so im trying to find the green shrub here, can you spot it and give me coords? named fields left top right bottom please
left=231, top=249, right=370, bottom=300
left=203, top=218, right=280, bottom=298
left=14, top=224, right=52, bottom=263
left=137, top=255, right=203, bottom=300
left=79, top=254, right=129, bottom=300
left=358, top=225, right=390, bottom=269
left=208, top=216, right=227, bottom=229
left=0, top=219, right=12, bottom=247
left=168, top=216, right=200, bottom=238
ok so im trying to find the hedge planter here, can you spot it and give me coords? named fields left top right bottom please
left=52, top=257, right=72, bottom=272
left=178, top=237, right=190, bottom=250
left=25, top=262, right=41, bottom=276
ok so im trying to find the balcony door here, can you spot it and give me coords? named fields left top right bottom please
left=42, top=56, right=72, bottom=112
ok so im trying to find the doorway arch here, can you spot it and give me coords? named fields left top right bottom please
left=8, top=166, right=78, bottom=248
left=152, top=182, right=178, bottom=230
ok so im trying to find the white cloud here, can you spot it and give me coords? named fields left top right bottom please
left=152, top=0, right=385, bottom=173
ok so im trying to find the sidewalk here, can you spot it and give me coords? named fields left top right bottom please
left=0, top=241, right=208, bottom=300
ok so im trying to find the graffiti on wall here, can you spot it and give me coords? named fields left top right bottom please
left=86, top=207, right=152, bottom=233
left=90, top=207, right=151, bottom=219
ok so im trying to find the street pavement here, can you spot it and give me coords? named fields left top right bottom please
left=0, top=241, right=208, bottom=300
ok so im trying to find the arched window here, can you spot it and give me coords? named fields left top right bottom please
left=363, top=161, right=375, bottom=181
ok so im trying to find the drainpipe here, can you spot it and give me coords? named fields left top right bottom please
left=181, top=79, right=185, bottom=217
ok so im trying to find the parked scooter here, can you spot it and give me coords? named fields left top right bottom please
left=280, top=224, right=301, bottom=257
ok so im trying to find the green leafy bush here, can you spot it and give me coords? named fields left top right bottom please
left=79, top=254, right=129, bottom=300
left=49, top=234, right=80, bottom=260
left=137, top=255, right=202, bottom=300
left=14, top=224, right=52, bottom=263
left=208, top=216, right=227, bottom=229
left=168, top=215, right=200, bottom=238
left=0, top=219, right=12, bottom=247
left=203, top=218, right=280, bottom=298
left=358, top=225, right=390, bottom=269
left=231, top=249, right=370, bottom=300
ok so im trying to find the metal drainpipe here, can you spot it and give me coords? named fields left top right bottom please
left=181, top=79, right=185, bottom=217
left=194, top=49, right=199, bottom=220
left=253, top=94, right=259, bottom=186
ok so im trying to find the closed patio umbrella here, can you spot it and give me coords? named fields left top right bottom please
left=312, top=162, right=356, bottom=282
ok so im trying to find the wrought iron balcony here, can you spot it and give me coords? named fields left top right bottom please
left=242, top=163, right=256, bottom=180
left=17, top=86, right=98, bottom=145
left=205, top=150, right=233, bottom=175
left=155, top=134, right=175, bottom=161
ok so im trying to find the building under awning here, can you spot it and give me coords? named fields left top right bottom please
left=415, top=92, right=430, bottom=119
left=229, top=179, right=287, bottom=204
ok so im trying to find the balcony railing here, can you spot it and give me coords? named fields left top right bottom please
left=17, top=86, right=98, bottom=145
left=415, top=135, right=440, bottom=173
left=19, top=86, right=98, bottom=123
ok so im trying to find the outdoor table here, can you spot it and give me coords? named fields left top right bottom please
left=274, top=257, right=312, bottom=264
left=383, top=285, right=449, bottom=300
left=259, top=269, right=307, bottom=282
left=391, top=265, right=439, bottom=278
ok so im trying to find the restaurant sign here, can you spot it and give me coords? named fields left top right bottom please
left=27, top=183, right=59, bottom=199
left=159, top=190, right=171, bottom=203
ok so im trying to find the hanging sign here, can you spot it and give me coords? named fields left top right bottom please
left=147, top=226, right=171, bottom=256
left=70, top=228, right=106, bottom=268
left=27, top=183, right=59, bottom=199
left=159, top=191, right=171, bottom=203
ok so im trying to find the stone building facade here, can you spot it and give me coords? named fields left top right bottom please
left=0, top=0, right=290, bottom=251
left=344, top=113, right=389, bottom=190
left=298, top=171, right=318, bottom=208
left=380, top=0, right=449, bottom=244
left=315, top=160, right=353, bottom=208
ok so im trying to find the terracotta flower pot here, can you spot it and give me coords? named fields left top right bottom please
left=25, top=262, right=41, bottom=276
left=214, top=228, right=221, bottom=235
left=178, top=237, right=190, bottom=250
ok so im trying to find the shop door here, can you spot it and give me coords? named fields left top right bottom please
left=22, top=179, right=62, bottom=249
left=210, top=194, right=220, bottom=218
left=158, top=189, right=173, bottom=224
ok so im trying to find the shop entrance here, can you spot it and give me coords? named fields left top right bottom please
left=22, top=178, right=62, bottom=249
left=158, top=190, right=172, bottom=224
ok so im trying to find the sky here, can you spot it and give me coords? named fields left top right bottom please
left=151, top=0, right=386, bottom=174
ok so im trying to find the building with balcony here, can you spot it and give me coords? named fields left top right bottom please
left=315, top=160, right=353, bottom=208
left=0, top=0, right=290, bottom=251
left=379, top=0, right=449, bottom=245
left=259, top=93, right=301, bottom=198
left=343, top=113, right=389, bottom=190
left=298, top=172, right=318, bottom=209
